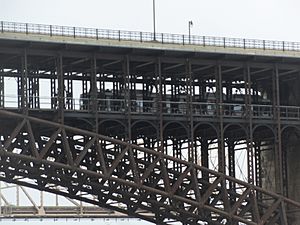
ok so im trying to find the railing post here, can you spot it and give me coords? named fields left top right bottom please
left=223, top=37, right=226, bottom=48
left=183, top=35, right=185, bottom=45
left=1, top=21, right=3, bottom=33
left=243, top=39, right=246, bottom=49
left=140, top=32, right=142, bottom=42
left=118, top=30, right=121, bottom=41
left=285, top=107, right=287, bottom=118
left=162, top=33, right=164, bottom=44
left=25, top=23, right=28, bottom=35
left=73, top=27, right=76, bottom=38
left=96, top=28, right=98, bottom=40
left=282, top=41, right=285, bottom=51
left=203, top=36, right=205, bottom=47
left=263, top=40, right=265, bottom=50
left=50, top=25, right=52, bottom=37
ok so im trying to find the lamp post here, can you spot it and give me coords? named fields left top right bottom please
left=188, top=20, right=193, bottom=44
left=153, top=0, right=156, bottom=41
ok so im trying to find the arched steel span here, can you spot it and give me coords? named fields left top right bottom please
left=0, top=110, right=299, bottom=225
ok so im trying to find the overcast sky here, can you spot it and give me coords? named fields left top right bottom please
left=1, top=0, right=300, bottom=42
left=0, top=0, right=298, bottom=224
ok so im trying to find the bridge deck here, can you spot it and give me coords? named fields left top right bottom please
left=1, top=21, right=300, bottom=224
left=1, top=21, right=300, bottom=59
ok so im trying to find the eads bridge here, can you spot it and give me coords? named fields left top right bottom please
left=1, top=21, right=300, bottom=225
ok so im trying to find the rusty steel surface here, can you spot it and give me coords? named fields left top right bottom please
left=0, top=110, right=298, bottom=225
left=0, top=21, right=300, bottom=224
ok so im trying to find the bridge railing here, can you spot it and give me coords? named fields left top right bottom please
left=279, top=105, right=300, bottom=119
left=2, top=95, right=300, bottom=120
left=2, top=21, right=300, bottom=52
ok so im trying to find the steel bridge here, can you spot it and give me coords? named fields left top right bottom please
left=0, top=21, right=300, bottom=224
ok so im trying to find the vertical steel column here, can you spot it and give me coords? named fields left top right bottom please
left=28, top=75, right=40, bottom=109
left=254, top=141, right=262, bottom=188
left=91, top=55, right=98, bottom=133
left=173, top=138, right=179, bottom=171
left=245, top=64, right=254, bottom=184
left=157, top=58, right=164, bottom=152
left=215, top=64, right=225, bottom=173
left=186, top=59, right=194, bottom=163
left=228, top=140, right=235, bottom=178
left=57, top=54, right=64, bottom=123
left=28, top=76, right=33, bottom=108
left=17, top=76, right=22, bottom=108
left=273, top=64, right=283, bottom=194
left=123, top=55, right=131, bottom=141
left=16, top=185, right=20, bottom=206
left=228, top=140, right=236, bottom=194
left=50, top=73, right=57, bottom=109
left=82, top=73, right=88, bottom=110
left=34, top=77, right=40, bottom=108
left=201, top=138, right=209, bottom=179
left=0, top=74, right=4, bottom=108
left=65, top=72, right=73, bottom=110
left=21, top=49, right=28, bottom=114
left=40, top=191, right=44, bottom=211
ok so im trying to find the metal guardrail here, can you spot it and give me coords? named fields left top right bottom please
left=2, top=95, right=300, bottom=120
left=1, top=21, right=300, bottom=51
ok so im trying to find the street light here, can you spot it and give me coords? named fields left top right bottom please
left=188, top=20, right=193, bottom=44
left=153, top=0, right=156, bottom=41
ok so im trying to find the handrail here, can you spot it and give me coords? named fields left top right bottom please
left=1, top=95, right=300, bottom=119
left=1, top=21, right=300, bottom=52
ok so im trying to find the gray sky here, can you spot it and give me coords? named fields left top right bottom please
left=0, top=0, right=297, bottom=224
left=1, top=0, right=300, bottom=42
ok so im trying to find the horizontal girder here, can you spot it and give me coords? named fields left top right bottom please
left=0, top=110, right=298, bottom=225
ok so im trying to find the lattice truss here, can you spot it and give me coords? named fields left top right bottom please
left=0, top=180, right=123, bottom=218
left=0, top=110, right=298, bottom=225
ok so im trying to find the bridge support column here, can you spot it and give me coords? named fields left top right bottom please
left=123, top=55, right=131, bottom=142
left=284, top=73, right=300, bottom=224
left=82, top=73, right=88, bottom=110
left=19, top=49, right=28, bottom=114
left=200, top=138, right=209, bottom=170
left=91, top=55, right=98, bottom=133
left=50, top=74, right=57, bottom=110
left=57, top=54, right=64, bottom=123
left=0, top=73, right=4, bottom=108
left=65, top=72, right=73, bottom=110
left=227, top=139, right=235, bottom=181
left=285, top=130, right=300, bottom=224
left=273, top=65, right=283, bottom=194
left=156, top=58, right=164, bottom=152
left=254, top=141, right=262, bottom=189
left=215, top=64, right=225, bottom=173
left=28, top=74, right=40, bottom=109
left=244, top=64, right=254, bottom=184
left=186, top=59, right=195, bottom=163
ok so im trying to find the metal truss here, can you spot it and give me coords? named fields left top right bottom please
left=0, top=181, right=127, bottom=218
left=0, top=110, right=298, bottom=225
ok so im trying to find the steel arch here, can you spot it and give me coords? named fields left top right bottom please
left=0, top=110, right=298, bottom=225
